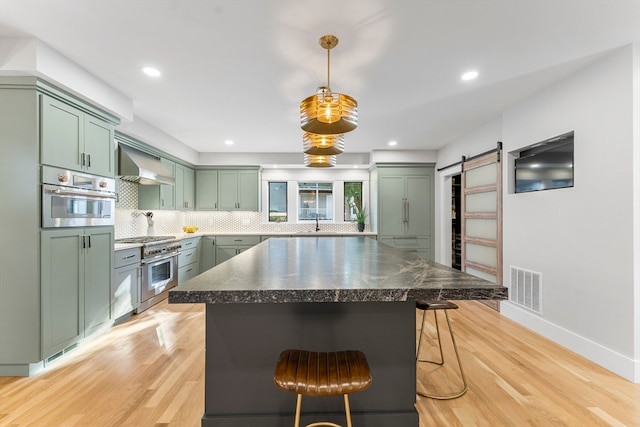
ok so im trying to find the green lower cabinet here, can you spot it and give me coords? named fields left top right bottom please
left=112, top=247, right=141, bottom=321
left=178, top=237, right=200, bottom=284
left=214, top=235, right=260, bottom=265
left=200, top=236, right=217, bottom=273
left=41, top=227, right=114, bottom=360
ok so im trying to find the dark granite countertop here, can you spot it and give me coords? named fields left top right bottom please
left=169, top=237, right=508, bottom=304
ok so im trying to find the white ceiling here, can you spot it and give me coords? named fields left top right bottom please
left=1, top=0, right=639, bottom=156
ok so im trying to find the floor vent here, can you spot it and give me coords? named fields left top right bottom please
left=509, top=266, right=542, bottom=314
left=44, top=342, right=79, bottom=366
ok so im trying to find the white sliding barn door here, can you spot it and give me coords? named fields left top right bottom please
left=461, top=147, right=503, bottom=310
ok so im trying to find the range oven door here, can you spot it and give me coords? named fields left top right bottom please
left=140, top=253, right=178, bottom=304
left=42, top=184, right=116, bottom=227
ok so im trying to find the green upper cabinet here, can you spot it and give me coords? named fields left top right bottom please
left=195, top=168, right=259, bottom=211
left=41, top=94, right=115, bottom=177
left=138, top=158, right=177, bottom=210
left=218, top=169, right=259, bottom=211
left=196, top=170, right=218, bottom=210
left=159, top=158, right=176, bottom=210
left=175, top=164, right=195, bottom=210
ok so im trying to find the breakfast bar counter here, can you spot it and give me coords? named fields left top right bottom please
left=169, top=237, right=507, bottom=427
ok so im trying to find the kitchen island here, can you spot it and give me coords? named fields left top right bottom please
left=169, top=237, right=507, bottom=427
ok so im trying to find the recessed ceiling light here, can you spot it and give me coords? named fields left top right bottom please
left=224, top=140, right=234, bottom=146
left=142, top=67, right=161, bottom=77
left=461, top=70, right=478, bottom=81
left=388, top=141, right=397, bottom=146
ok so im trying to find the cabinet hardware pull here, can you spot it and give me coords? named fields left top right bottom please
left=87, top=154, right=91, bottom=167
left=186, top=268, right=192, bottom=273
left=186, top=253, right=191, bottom=257
left=406, top=198, right=409, bottom=223
left=123, top=254, right=136, bottom=259
left=87, top=235, right=91, bottom=248
left=81, top=152, right=86, bottom=166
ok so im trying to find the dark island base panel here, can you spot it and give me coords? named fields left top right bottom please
left=202, top=413, right=418, bottom=427
left=202, top=301, right=420, bottom=427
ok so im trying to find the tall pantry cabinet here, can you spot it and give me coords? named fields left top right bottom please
left=0, top=77, right=119, bottom=376
left=370, top=165, right=435, bottom=260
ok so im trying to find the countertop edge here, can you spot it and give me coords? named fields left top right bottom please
left=168, top=287, right=509, bottom=304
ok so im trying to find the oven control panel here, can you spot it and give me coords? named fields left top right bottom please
left=143, top=242, right=181, bottom=258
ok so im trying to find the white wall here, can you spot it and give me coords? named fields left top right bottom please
left=436, top=44, right=639, bottom=382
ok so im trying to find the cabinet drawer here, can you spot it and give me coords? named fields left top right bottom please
left=181, top=237, right=200, bottom=250
left=114, top=247, right=141, bottom=268
left=379, top=236, right=429, bottom=250
left=215, top=235, right=261, bottom=246
left=179, top=247, right=199, bottom=266
left=178, top=262, right=199, bottom=284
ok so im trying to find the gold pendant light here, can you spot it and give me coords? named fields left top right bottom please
left=300, top=35, right=358, bottom=135
left=304, top=154, right=337, bottom=168
left=303, top=132, right=345, bottom=155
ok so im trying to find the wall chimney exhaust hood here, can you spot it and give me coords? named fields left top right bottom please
left=118, top=145, right=175, bottom=185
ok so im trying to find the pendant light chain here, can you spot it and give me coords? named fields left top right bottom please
left=326, top=44, right=331, bottom=91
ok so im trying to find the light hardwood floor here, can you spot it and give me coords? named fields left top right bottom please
left=0, top=300, right=638, bottom=427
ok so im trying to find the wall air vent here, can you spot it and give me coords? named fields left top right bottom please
left=509, top=266, right=542, bottom=314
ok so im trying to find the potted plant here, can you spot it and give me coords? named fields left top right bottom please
left=355, top=207, right=367, bottom=232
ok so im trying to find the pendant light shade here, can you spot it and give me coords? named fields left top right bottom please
left=300, top=35, right=357, bottom=135
left=304, top=154, right=337, bottom=168
left=303, top=132, right=345, bottom=155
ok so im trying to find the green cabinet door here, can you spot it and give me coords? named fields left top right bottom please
left=196, top=170, right=218, bottom=210
left=405, top=175, right=430, bottom=236
left=215, top=245, right=237, bottom=265
left=138, top=158, right=176, bottom=210
left=84, top=115, right=115, bottom=177
left=379, top=175, right=406, bottom=236
left=112, top=263, right=139, bottom=321
left=200, top=236, right=216, bottom=272
left=183, top=166, right=195, bottom=210
left=237, top=170, right=259, bottom=211
left=41, top=229, right=83, bottom=358
left=175, top=164, right=195, bottom=210
left=218, top=170, right=239, bottom=210
left=83, top=228, right=113, bottom=335
left=41, top=94, right=115, bottom=177
left=160, top=158, right=175, bottom=209
left=175, top=164, right=185, bottom=210
left=41, top=95, right=84, bottom=172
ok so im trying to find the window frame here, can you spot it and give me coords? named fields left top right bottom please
left=268, top=181, right=288, bottom=222
left=297, top=181, right=335, bottom=222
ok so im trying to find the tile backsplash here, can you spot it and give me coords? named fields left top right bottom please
left=115, top=179, right=364, bottom=238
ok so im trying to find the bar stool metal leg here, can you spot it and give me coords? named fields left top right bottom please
left=416, top=301, right=468, bottom=400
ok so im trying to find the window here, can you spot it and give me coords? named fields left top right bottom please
left=268, top=182, right=287, bottom=222
left=298, top=182, right=333, bottom=221
left=344, top=182, right=363, bottom=221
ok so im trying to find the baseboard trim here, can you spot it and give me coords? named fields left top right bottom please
left=501, top=302, right=639, bottom=383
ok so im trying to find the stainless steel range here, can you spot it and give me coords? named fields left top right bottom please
left=114, top=235, right=181, bottom=313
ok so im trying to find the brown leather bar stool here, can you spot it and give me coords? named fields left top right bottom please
left=274, top=349, right=372, bottom=427
left=416, top=300, right=468, bottom=399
